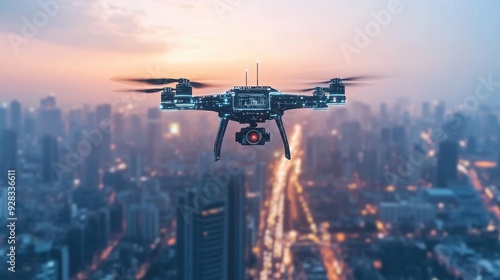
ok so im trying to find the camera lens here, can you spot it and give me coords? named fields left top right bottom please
left=246, top=130, right=261, bottom=144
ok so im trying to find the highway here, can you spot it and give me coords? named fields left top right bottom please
left=257, top=124, right=345, bottom=280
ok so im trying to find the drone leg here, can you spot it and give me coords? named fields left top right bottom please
left=214, top=115, right=230, bottom=161
left=274, top=115, right=291, bottom=160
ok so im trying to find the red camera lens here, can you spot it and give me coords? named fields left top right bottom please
left=246, top=130, right=261, bottom=144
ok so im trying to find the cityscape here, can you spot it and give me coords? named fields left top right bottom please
left=1, top=1, right=500, bottom=280
left=0, top=94, right=499, bottom=279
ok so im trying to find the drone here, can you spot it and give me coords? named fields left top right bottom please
left=113, top=63, right=371, bottom=161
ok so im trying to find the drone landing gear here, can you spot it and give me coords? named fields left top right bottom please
left=214, top=115, right=230, bottom=161
left=273, top=115, right=291, bottom=160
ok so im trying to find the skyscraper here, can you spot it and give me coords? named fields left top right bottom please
left=434, top=101, right=445, bottom=126
left=147, top=108, right=161, bottom=165
left=126, top=204, right=159, bottom=242
left=422, top=102, right=430, bottom=120
left=0, top=129, right=17, bottom=175
left=128, top=149, right=142, bottom=184
left=41, top=134, right=58, bottom=183
left=38, top=96, right=63, bottom=138
left=95, top=104, right=112, bottom=161
left=342, top=121, right=362, bottom=151
left=436, top=140, right=459, bottom=188
left=0, top=106, right=7, bottom=131
left=9, top=100, right=22, bottom=135
left=392, top=125, right=407, bottom=151
left=380, top=102, right=388, bottom=120
left=177, top=171, right=246, bottom=280
left=84, top=148, right=100, bottom=189
left=113, top=112, right=125, bottom=152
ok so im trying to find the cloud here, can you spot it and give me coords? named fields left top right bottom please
left=0, top=0, right=173, bottom=53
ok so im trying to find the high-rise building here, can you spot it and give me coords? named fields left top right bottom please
left=126, top=204, right=159, bottom=242
left=41, top=135, right=58, bottom=183
left=360, top=149, right=378, bottom=184
left=253, top=161, right=267, bottom=197
left=305, top=135, right=330, bottom=174
left=380, top=102, right=388, bottom=120
left=128, top=114, right=143, bottom=147
left=84, top=148, right=100, bottom=189
left=434, top=101, right=445, bottom=126
left=380, top=127, right=391, bottom=144
left=38, top=96, right=63, bottom=138
left=498, top=130, right=500, bottom=166
left=177, top=172, right=246, bottom=280
left=197, top=152, right=213, bottom=182
left=0, top=129, right=17, bottom=175
left=392, top=125, right=407, bottom=151
left=24, top=108, right=36, bottom=142
left=9, top=100, right=22, bottom=135
left=342, top=121, right=362, bottom=150
left=113, top=112, right=125, bottom=152
left=68, top=108, right=83, bottom=147
left=0, top=188, right=8, bottom=220
left=0, top=106, right=7, bottom=131
left=95, top=104, right=112, bottom=161
left=436, top=140, right=459, bottom=188
left=128, top=149, right=142, bottom=184
left=422, top=102, right=430, bottom=119
left=147, top=108, right=161, bottom=165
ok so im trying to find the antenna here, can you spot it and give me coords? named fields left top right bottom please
left=245, top=69, right=248, bottom=86
left=256, top=61, right=259, bottom=86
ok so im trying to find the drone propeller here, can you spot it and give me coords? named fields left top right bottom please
left=111, top=77, right=219, bottom=88
left=113, top=87, right=175, bottom=94
left=286, top=82, right=371, bottom=93
left=308, top=75, right=382, bottom=85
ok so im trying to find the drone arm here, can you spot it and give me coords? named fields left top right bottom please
left=214, top=114, right=230, bottom=161
left=273, top=95, right=325, bottom=111
left=273, top=115, right=291, bottom=160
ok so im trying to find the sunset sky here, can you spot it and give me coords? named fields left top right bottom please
left=1, top=0, right=499, bottom=109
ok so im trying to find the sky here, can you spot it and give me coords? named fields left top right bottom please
left=1, top=0, right=499, bottom=110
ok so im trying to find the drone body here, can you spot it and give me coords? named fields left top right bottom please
left=159, top=80, right=346, bottom=161
left=112, top=68, right=363, bottom=161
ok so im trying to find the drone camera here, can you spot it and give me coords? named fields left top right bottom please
left=235, top=127, right=270, bottom=145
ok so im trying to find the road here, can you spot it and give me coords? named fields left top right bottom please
left=257, top=124, right=345, bottom=280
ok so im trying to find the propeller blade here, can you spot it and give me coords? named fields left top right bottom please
left=284, top=87, right=329, bottom=93
left=112, top=77, right=180, bottom=85
left=342, top=75, right=378, bottom=81
left=305, top=75, right=384, bottom=85
left=113, top=88, right=174, bottom=93
left=283, top=87, right=315, bottom=92
left=343, top=82, right=373, bottom=87
left=305, top=80, right=330, bottom=85
left=190, top=81, right=220, bottom=88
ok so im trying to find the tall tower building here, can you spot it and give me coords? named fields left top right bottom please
left=84, top=148, right=100, bottom=189
left=197, top=152, right=213, bottom=182
left=147, top=108, right=161, bottom=165
left=177, top=171, right=246, bottom=280
left=95, top=104, right=112, bottom=161
left=434, top=101, right=445, bottom=126
left=113, top=112, right=125, bottom=152
left=128, top=149, right=142, bottom=184
left=422, top=102, right=430, bottom=120
left=38, top=96, right=63, bottom=138
left=0, top=106, right=7, bottom=131
left=126, top=204, right=159, bottom=242
left=41, top=134, right=58, bottom=183
left=392, top=125, right=407, bottom=151
left=436, top=140, right=459, bottom=188
left=0, top=129, right=17, bottom=175
left=379, top=102, right=388, bottom=121
left=9, top=100, right=22, bottom=136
